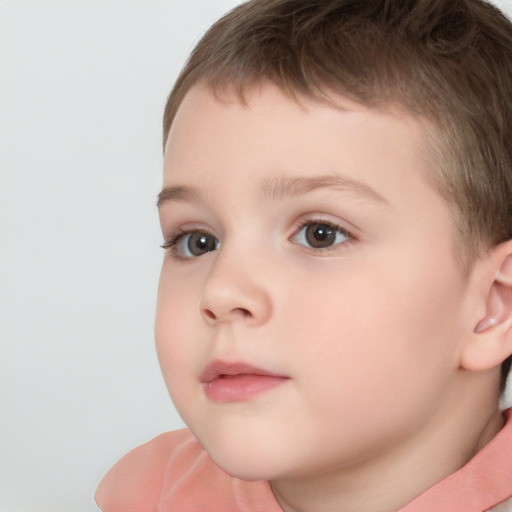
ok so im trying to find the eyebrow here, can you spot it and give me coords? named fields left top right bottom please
left=157, top=185, right=201, bottom=208
left=261, top=175, right=389, bottom=204
left=157, top=174, right=388, bottom=208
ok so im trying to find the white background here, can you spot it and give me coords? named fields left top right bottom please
left=1, top=1, right=511, bottom=511
left=0, top=1, right=242, bottom=511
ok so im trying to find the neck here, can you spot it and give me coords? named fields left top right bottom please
left=270, top=388, right=504, bottom=512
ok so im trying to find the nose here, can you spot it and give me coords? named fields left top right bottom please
left=199, top=250, right=273, bottom=327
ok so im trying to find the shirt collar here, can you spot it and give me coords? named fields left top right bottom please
left=399, top=408, right=512, bottom=512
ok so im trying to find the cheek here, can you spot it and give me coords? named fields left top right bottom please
left=282, top=252, right=464, bottom=396
left=155, top=267, right=202, bottom=400
left=271, top=257, right=466, bottom=464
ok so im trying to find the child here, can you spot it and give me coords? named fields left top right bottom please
left=96, top=0, right=512, bottom=510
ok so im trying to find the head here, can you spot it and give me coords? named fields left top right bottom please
left=156, top=0, right=512, bottom=484
left=162, top=0, right=512, bottom=393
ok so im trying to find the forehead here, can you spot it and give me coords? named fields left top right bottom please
left=163, top=84, right=436, bottom=206
left=165, top=81, right=432, bottom=147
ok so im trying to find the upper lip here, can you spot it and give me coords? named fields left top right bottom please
left=200, top=360, right=286, bottom=383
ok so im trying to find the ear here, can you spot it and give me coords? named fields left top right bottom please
left=461, top=240, right=512, bottom=372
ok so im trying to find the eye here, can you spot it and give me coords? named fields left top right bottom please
left=293, top=222, right=351, bottom=249
left=161, top=230, right=219, bottom=259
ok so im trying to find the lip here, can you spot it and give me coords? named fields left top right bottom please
left=200, top=360, right=289, bottom=403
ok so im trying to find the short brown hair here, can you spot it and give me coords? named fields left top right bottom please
left=163, top=0, right=512, bottom=391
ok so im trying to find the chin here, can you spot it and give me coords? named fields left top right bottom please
left=198, top=432, right=287, bottom=482
left=185, top=408, right=299, bottom=481
left=210, top=452, right=284, bottom=482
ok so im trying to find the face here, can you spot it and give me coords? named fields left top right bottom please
left=156, top=83, right=473, bottom=482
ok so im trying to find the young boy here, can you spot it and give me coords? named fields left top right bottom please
left=96, top=0, right=512, bottom=510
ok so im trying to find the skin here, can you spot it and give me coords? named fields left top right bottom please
left=156, top=83, right=506, bottom=512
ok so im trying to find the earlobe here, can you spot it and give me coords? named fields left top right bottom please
left=461, top=246, right=512, bottom=372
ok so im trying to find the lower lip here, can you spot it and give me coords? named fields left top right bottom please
left=203, top=374, right=289, bottom=403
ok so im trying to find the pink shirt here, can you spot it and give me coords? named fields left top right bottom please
left=96, top=409, right=512, bottom=512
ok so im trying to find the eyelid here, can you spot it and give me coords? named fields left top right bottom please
left=294, top=211, right=359, bottom=233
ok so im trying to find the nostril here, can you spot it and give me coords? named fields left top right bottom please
left=202, top=307, right=252, bottom=323
left=232, top=307, right=251, bottom=318
left=203, top=309, right=216, bottom=320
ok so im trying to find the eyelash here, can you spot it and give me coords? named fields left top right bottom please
left=160, top=228, right=213, bottom=261
left=160, top=219, right=355, bottom=260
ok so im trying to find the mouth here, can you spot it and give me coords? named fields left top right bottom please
left=200, top=360, right=289, bottom=403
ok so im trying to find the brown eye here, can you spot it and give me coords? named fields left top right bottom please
left=179, top=231, right=219, bottom=258
left=294, top=222, right=350, bottom=249
left=305, top=224, right=336, bottom=248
